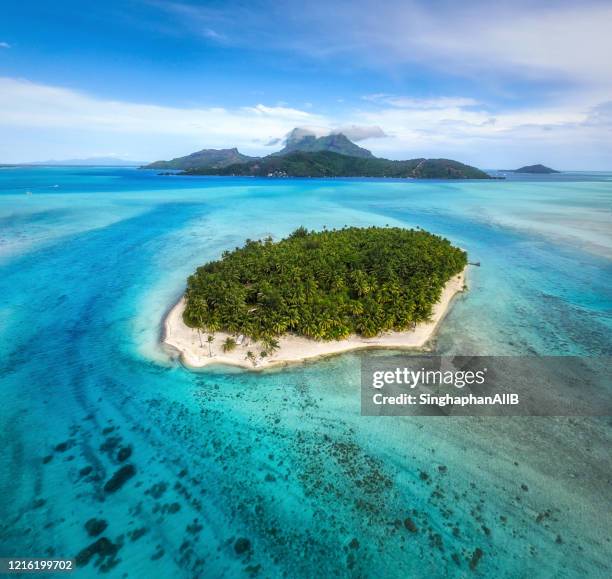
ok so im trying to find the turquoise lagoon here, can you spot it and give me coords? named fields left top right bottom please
left=0, top=167, right=610, bottom=577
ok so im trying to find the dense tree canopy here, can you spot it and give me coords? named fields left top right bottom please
left=183, top=226, right=467, bottom=342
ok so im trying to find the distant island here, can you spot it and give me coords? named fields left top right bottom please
left=510, top=164, right=560, bottom=174
left=164, top=226, right=468, bottom=369
left=144, top=129, right=492, bottom=179
left=145, top=148, right=256, bottom=171
left=182, top=151, right=492, bottom=179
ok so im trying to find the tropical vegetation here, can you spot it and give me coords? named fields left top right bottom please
left=145, top=148, right=256, bottom=170
left=222, top=337, right=237, bottom=353
left=144, top=128, right=492, bottom=179
left=183, top=226, right=467, bottom=343
left=511, top=164, right=559, bottom=174
left=184, top=150, right=491, bottom=179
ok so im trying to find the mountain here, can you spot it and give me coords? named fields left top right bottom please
left=273, top=130, right=374, bottom=158
left=184, top=151, right=491, bottom=179
left=143, top=148, right=257, bottom=170
left=147, top=129, right=492, bottom=179
left=512, top=164, right=559, bottom=174
left=27, top=157, right=145, bottom=166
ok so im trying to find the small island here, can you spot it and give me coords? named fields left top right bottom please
left=164, top=227, right=467, bottom=369
left=511, top=164, right=559, bottom=174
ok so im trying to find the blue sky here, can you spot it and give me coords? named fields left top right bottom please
left=1, top=0, right=611, bottom=168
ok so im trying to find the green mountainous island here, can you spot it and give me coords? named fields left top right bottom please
left=145, top=148, right=256, bottom=171
left=510, top=164, right=560, bottom=174
left=182, top=226, right=467, bottom=343
left=144, top=129, right=492, bottom=179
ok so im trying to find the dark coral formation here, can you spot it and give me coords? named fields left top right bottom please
left=103, top=464, right=136, bottom=493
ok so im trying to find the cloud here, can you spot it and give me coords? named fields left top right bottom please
left=363, top=95, right=479, bottom=110
left=318, top=1, right=612, bottom=90
left=0, top=77, right=323, bottom=137
left=0, top=42, right=10, bottom=49
left=244, top=104, right=314, bottom=120
left=264, top=137, right=282, bottom=146
left=583, top=101, right=612, bottom=127
left=331, top=125, right=387, bottom=141
left=154, top=1, right=612, bottom=96
left=202, top=28, right=227, bottom=42
left=350, top=94, right=612, bottom=168
left=147, top=1, right=235, bottom=43
left=283, top=125, right=387, bottom=143
left=285, top=126, right=319, bottom=138
left=355, top=100, right=589, bottom=145
left=1, top=75, right=610, bottom=169
left=0, top=76, right=328, bottom=161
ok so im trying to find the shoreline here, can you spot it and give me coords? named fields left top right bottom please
left=163, top=268, right=467, bottom=371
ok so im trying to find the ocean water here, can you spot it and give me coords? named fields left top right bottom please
left=0, top=167, right=610, bottom=578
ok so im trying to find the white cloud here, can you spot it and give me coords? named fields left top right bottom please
left=244, top=104, right=314, bottom=120
left=583, top=101, right=612, bottom=127
left=363, top=95, right=479, bottom=109
left=284, top=126, right=320, bottom=139
left=331, top=125, right=387, bottom=141
left=352, top=96, right=612, bottom=168
left=0, top=77, right=328, bottom=160
left=282, top=125, right=387, bottom=143
left=202, top=28, right=226, bottom=42
left=264, top=137, right=282, bottom=146
left=0, top=41, right=10, bottom=48
left=0, top=76, right=610, bottom=169
left=154, top=1, right=612, bottom=94
left=303, top=1, right=612, bottom=91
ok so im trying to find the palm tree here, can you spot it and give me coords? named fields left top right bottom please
left=222, top=337, right=237, bottom=353
left=207, top=319, right=221, bottom=335
left=246, top=350, right=256, bottom=366
left=188, top=295, right=207, bottom=348
left=262, top=336, right=280, bottom=353
left=206, top=334, right=214, bottom=357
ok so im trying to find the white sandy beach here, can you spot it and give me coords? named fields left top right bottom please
left=163, top=268, right=466, bottom=370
